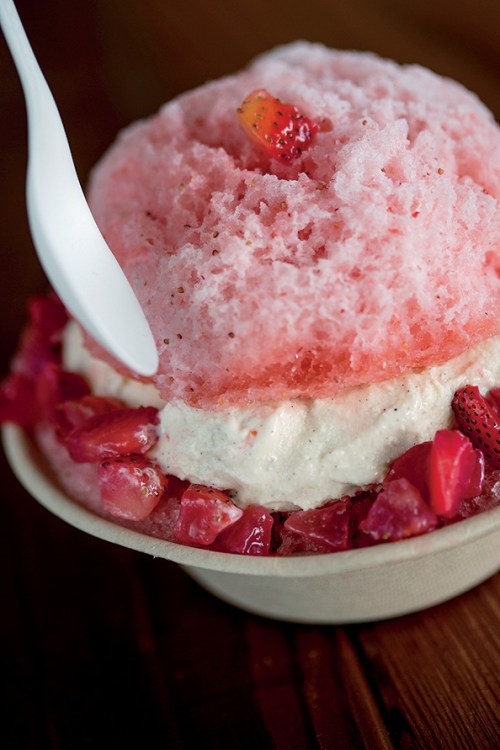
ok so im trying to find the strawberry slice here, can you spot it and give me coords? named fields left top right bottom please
left=174, top=484, right=243, bottom=546
left=452, top=385, right=500, bottom=468
left=237, top=88, right=318, bottom=161
left=12, top=295, right=68, bottom=378
left=213, top=505, right=274, bottom=555
left=36, top=363, right=91, bottom=421
left=63, top=406, right=159, bottom=462
left=384, top=441, right=433, bottom=502
left=281, top=501, right=351, bottom=553
left=359, top=479, right=438, bottom=541
left=98, top=455, right=166, bottom=521
left=428, top=429, right=484, bottom=517
left=54, top=394, right=125, bottom=438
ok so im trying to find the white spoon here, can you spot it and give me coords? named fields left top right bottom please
left=0, top=0, right=158, bottom=377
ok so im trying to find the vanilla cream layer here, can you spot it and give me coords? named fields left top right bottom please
left=63, top=323, right=500, bottom=511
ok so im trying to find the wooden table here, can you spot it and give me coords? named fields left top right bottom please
left=1, top=2, right=499, bottom=747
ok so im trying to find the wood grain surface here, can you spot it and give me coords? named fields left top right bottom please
left=1, top=1, right=499, bottom=748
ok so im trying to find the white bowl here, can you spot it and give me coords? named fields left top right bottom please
left=3, top=424, right=500, bottom=623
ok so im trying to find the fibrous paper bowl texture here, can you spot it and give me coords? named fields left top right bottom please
left=3, top=424, right=499, bottom=624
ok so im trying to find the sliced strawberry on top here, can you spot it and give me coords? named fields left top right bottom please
left=98, top=455, right=166, bottom=521
left=359, top=478, right=438, bottom=542
left=174, top=484, right=243, bottom=546
left=63, top=406, right=159, bottom=462
left=237, top=88, right=319, bottom=161
left=384, top=441, right=433, bottom=502
left=452, top=385, right=500, bottom=468
left=213, top=505, right=274, bottom=555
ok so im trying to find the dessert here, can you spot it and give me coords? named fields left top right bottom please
left=2, top=42, right=500, bottom=555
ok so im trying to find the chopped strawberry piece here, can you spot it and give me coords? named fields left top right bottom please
left=36, top=363, right=90, bottom=420
left=237, top=88, right=318, bottom=161
left=0, top=373, right=40, bottom=427
left=54, top=394, right=125, bottom=437
left=384, top=441, right=432, bottom=502
left=281, top=501, right=351, bottom=553
left=349, top=490, right=378, bottom=548
left=174, top=484, right=243, bottom=546
left=428, top=430, right=483, bottom=517
left=213, top=505, right=274, bottom=555
left=98, top=456, right=166, bottom=521
left=359, top=478, right=438, bottom=542
left=63, top=406, right=159, bottom=462
left=12, top=295, right=67, bottom=377
left=452, top=385, right=500, bottom=468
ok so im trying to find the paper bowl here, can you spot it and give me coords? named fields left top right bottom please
left=3, top=424, right=500, bottom=623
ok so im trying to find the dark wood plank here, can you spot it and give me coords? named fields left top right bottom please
left=353, top=575, right=500, bottom=750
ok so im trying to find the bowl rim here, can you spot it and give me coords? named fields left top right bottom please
left=3, top=423, right=500, bottom=578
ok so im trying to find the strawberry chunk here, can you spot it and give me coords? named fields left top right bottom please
left=428, top=429, right=484, bottom=517
left=12, top=295, right=67, bottom=377
left=359, top=479, right=438, bottom=542
left=98, top=456, right=166, bottom=521
left=0, top=373, right=41, bottom=427
left=237, top=88, right=318, bottom=161
left=54, top=394, right=125, bottom=437
left=63, top=406, right=159, bottom=462
left=213, top=505, right=274, bottom=555
left=452, top=385, right=500, bottom=468
left=174, top=484, right=243, bottom=546
left=281, top=501, right=351, bottom=553
left=36, top=363, right=91, bottom=421
left=384, top=441, right=432, bottom=502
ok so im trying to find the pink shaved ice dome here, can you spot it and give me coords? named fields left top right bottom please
left=87, top=42, right=500, bottom=408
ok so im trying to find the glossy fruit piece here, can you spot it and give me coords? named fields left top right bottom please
left=54, top=394, right=125, bottom=437
left=174, top=484, right=243, bottom=546
left=452, top=385, right=500, bottom=468
left=428, top=430, right=482, bottom=517
left=64, top=406, right=159, bottom=462
left=359, top=478, right=438, bottom=542
left=36, top=362, right=90, bottom=420
left=384, top=441, right=432, bottom=502
left=237, top=88, right=318, bottom=161
left=98, top=455, right=166, bottom=521
left=281, top=500, right=351, bottom=553
left=213, top=505, right=274, bottom=555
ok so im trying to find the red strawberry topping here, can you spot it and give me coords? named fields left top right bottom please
left=63, top=406, right=159, bottom=462
left=98, top=455, right=166, bottom=521
left=281, top=501, right=351, bottom=553
left=428, top=429, right=483, bottom=517
left=214, top=505, right=274, bottom=555
left=237, top=88, right=319, bottom=161
left=452, top=385, right=500, bottom=468
left=174, top=484, right=243, bottom=546
left=359, top=479, right=438, bottom=542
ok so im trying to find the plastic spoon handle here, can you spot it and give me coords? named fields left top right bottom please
left=0, top=0, right=158, bottom=376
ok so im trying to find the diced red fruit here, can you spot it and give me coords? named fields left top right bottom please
left=54, top=394, right=125, bottom=437
left=349, top=491, right=378, bottom=548
left=98, top=455, right=166, bottom=521
left=384, top=441, right=432, bottom=502
left=428, top=429, right=483, bottom=518
left=213, top=505, right=274, bottom=555
left=237, top=88, right=319, bottom=161
left=0, top=373, right=41, bottom=427
left=452, top=385, right=500, bottom=468
left=63, top=406, right=159, bottom=462
left=12, top=295, right=68, bottom=378
left=36, top=363, right=91, bottom=420
left=174, top=484, right=243, bottom=546
left=281, top=500, right=351, bottom=553
left=360, top=478, right=438, bottom=541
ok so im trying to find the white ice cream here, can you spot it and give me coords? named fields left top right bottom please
left=63, top=322, right=500, bottom=511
